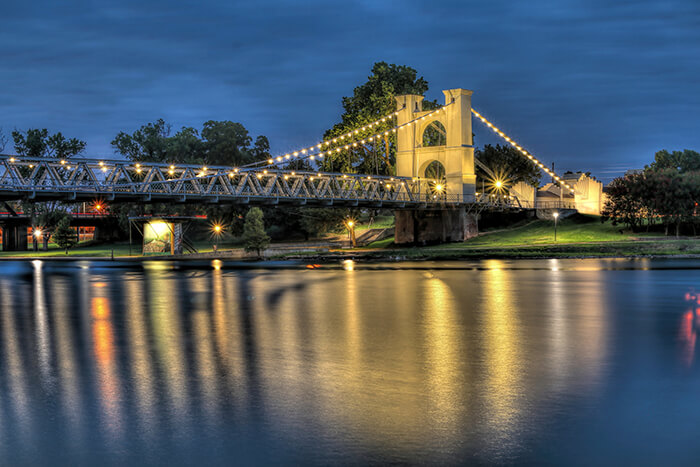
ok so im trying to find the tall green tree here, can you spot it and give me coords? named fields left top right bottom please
left=646, top=149, right=700, bottom=174
left=113, top=119, right=266, bottom=167
left=251, top=135, right=272, bottom=161
left=643, top=169, right=699, bottom=237
left=242, top=207, right=270, bottom=257
left=603, top=164, right=700, bottom=236
left=298, top=208, right=348, bottom=238
left=321, top=62, right=436, bottom=175
left=111, top=119, right=171, bottom=162
left=167, top=127, right=204, bottom=163
left=601, top=171, right=647, bottom=230
left=201, top=120, right=254, bottom=166
left=53, top=216, right=77, bottom=254
left=0, top=127, right=8, bottom=153
left=12, top=128, right=86, bottom=159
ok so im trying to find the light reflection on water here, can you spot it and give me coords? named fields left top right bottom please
left=0, top=258, right=697, bottom=465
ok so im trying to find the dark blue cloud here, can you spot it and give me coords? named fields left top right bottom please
left=1, top=0, right=699, bottom=182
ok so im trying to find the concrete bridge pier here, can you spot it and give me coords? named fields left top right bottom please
left=1, top=223, right=28, bottom=251
left=394, top=207, right=478, bottom=245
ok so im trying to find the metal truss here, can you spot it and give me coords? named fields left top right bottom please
left=0, top=156, right=530, bottom=210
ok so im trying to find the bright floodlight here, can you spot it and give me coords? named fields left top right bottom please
left=435, top=184, right=444, bottom=192
left=495, top=180, right=503, bottom=188
left=347, top=220, right=354, bottom=228
left=553, top=212, right=559, bottom=218
left=34, top=229, right=42, bottom=238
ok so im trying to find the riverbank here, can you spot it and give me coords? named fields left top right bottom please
left=1, top=215, right=697, bottom=262
left=284, top=215, right=700, bottom=261
left=3, top=237, right=697, bottom=262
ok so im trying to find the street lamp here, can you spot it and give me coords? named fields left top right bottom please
left=346, top=219, right=356, bottom=248
left=32, top=227, right=43, bottom=252
left=553, top=211, right=559, bottom=241
left=211, top=223, right=224, bottom=252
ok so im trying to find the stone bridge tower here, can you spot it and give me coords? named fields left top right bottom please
left=393, top=88, right=479, bottom=245
left=394, top=88, right=477, bottom=201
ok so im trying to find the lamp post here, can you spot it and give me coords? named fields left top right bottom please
left=553, top=211, right=559, bottom=242
left=33, top=228, right=42, bottom=252
left=346, top=220, right=356, bottom=248
left=212, top=224, right=223, bottom=252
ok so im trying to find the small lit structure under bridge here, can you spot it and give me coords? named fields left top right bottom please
left=128, top=215, right=206, bottom=256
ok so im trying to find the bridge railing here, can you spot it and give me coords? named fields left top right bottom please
left=534, top=200, right=577, bottom=210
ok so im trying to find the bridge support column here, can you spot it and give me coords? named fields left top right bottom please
left=394, top=207, right=477, bottom=245
left=1, top=223, right=29, bottom=251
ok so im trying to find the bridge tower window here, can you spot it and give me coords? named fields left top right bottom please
left=424, top=161, right=447, bottom=197
left=424, top=160, right=446, bottom=179
left=422, top=121, right=446, bottom=147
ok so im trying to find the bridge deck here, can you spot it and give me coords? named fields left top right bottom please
left=0, top=156, right=570, bottom=210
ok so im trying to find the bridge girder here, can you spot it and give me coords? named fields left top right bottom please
left=0, top=156, right=529, bottom=210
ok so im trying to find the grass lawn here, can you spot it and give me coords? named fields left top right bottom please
left=0, top=242, right=138, bottom=258
left=3, top=214, right=696, bottom=260
left=453, top=214, right=656, bottom=247
left=359, top=214, right=700, bottom=259
left=353, top=214, right=395, bottom=234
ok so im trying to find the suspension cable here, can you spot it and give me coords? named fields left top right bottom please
left=238, top=108, right=403, bottom=169
left=248, top=101, right=456, bottom=171
left=471, top=109, right=575, bottom=194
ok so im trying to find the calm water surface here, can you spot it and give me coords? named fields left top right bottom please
left=0, top=258, right=699, bottom=465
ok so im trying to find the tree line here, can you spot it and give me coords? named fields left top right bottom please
left=602, top=149, right=700, bottom=236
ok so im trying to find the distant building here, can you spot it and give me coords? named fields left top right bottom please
left=511, top=171, right=607, bottom=215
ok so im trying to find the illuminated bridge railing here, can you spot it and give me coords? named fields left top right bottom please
left=0, top=156, right=529, bottom=210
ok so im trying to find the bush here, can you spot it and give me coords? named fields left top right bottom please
left=242, top=207, right=270, bottom=257
left=53, top=217, right=77, bottom=254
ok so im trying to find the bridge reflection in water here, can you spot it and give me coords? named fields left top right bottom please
left=0, top=259, right=631, bottom=464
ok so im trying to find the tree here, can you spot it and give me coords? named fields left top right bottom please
left=167, top=127, right=204, bottom=164
left=647, top=149, right=700, bottom=174
left=298, top=208, right=348, bottom=238
left=474, top=144, right=542, bottom=189
left=0, top=127, right=8, bottom=153
left=643, top=169, right=698, bottom=237
left=112, top=119, right=267, bottom=167
left=12, top=128, right=86, bottom=159
left=251, top=135, right=272, bottom=161
left=321, top=62, right=436, bottom=175
left=602, top=172, right=647, bottom=230
left=242, top=207, right=270, bottom=257
left=201, top=120, right=254, bottom=166
left=53, top=216, right=77, bottom=254
left=603, top=165, right=700, bottom=237
left=111, top=119, right=171, bottom=162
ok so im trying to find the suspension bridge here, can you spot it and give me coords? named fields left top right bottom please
left=0, top=87, right=583, bottom=245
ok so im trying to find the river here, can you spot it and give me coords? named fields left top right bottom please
left=0, top=258, right=698, bottom=465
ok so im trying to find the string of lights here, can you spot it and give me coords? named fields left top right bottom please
left=471, top=109, right=576, bottom=194
left=248, top=102, right=456, bottom=171
left=238, top=108, right=405, bottom=169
